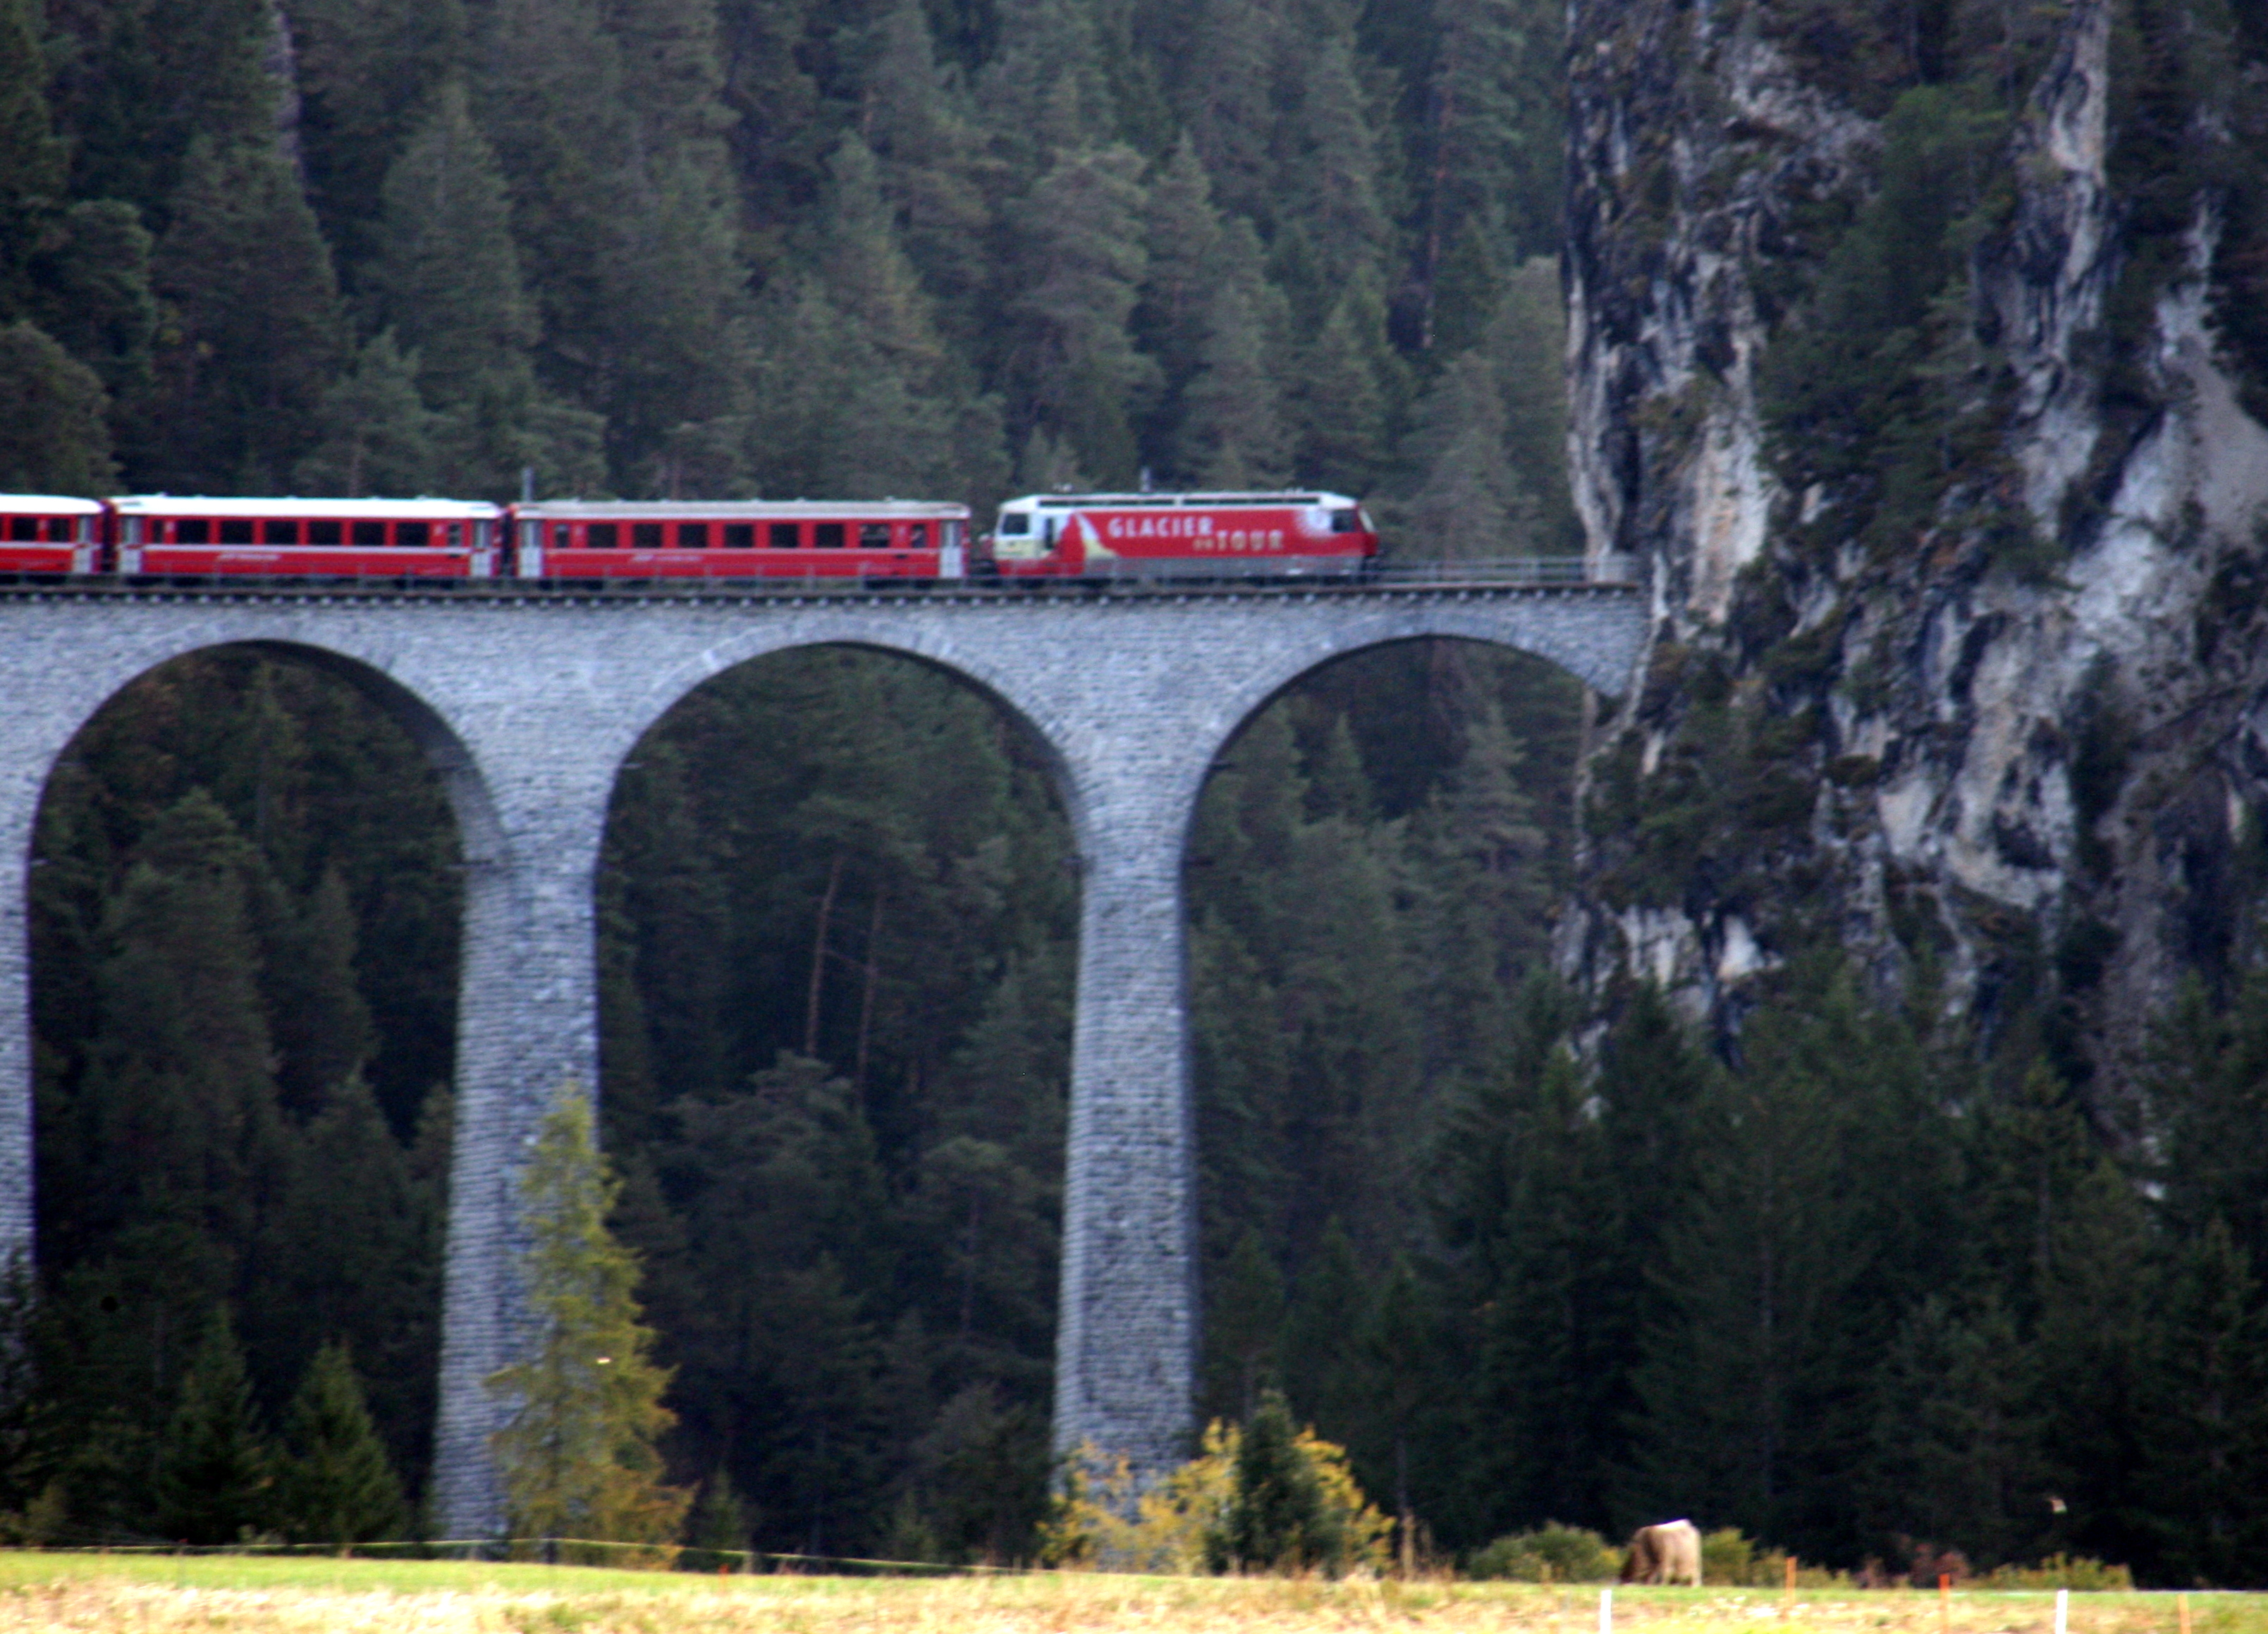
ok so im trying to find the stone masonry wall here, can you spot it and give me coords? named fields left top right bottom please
left=0, top=584, right=1643, bottom=1533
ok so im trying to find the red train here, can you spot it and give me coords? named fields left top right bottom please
left=0, top=489, right=1380, bottom=583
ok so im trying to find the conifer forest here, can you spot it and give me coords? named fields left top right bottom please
left=9, top=0, right=2268, bottom=1591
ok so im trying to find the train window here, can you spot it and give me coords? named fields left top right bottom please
left=908, top=523, right=928, bottom=548
left=588, top=524, right=618, bottom=548
left=178, top=518, right=211, bottom=543
left=1330, top=509, right=1358, bottom=533
left=769, top=522, right=799, bottom=548
left=859, top=523, right=890, bottom=548
left=551, top=524, right=572, bottom=549
left=999, top=512, right=1029, bottom=535
left=5, top=516, right=36, bottom=541
left=307, top=520, right=343, bottom=546
left=814, top=522, right=846, bottom=548
left=724, top=524, right=754, bottom=549
left=446, top=524, right=463, bottom=548
left=264, top=520, right=300, bottom=546
left=632, top=522, right=663, bottom=550
left=220, top=518, right=255, bottom=544
left=353, top=520, right=385, bottom=546
left=397, top=520, right=431, bottom=547
left=678, top=522, right=710, bottom=548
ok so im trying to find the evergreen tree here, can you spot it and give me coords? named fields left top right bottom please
left=247, top=1074, right=443, bottom=1485
left=1136, top=136, right=1225, bottom=403
left=137, top=135, right=345, bottom=490
left=369, top=81, right=603, bottom=497
left=154, top=1307, right=273, bottom=1544
left=287, top=0, right=467, bottom=269
left=861, top=0, right=994, bottom=349
left=1220, top=1387, right=1337, bottom=1572
left=57, top=790, right=283, bottom=1272
left=275, top=1341, right=405, bottom=1545
left=489, top=1086, right=688, bottom=1545
left=1203, top=1229, right=1286, bottom=1425
left=0, top=321, right=116, bottom=493
left=2134, top=1220, right=2268, bottom=1584
left=0, top=0, right=67, bottom=313
left=25, top=201, right=158, bottom=400
left=1172, top=219, right=1292, bottom=486
left=1864, top=1296, right=2040, bottom=1567
left=293, top=332, right=439, bottom=498
left=1292, top=287, right=1393, bottom=493
left=1005, top=143, right=1156, bottom=486
left=1388, top=341, right=1540, bottom=558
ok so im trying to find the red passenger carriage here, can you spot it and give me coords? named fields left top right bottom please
left=0, top=496, right=106, bottom=575
left=512, top=500, right=973, bottom=579
left=111, top=497, right=505, bottom=578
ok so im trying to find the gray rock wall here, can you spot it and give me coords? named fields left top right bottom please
left=0, top=583, right=1642, bottom=1533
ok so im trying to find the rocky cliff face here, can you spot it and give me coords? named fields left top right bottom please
left=1560, top=0, right=2268, bottom=1102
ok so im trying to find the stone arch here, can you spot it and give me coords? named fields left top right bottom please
left=0, top=625, right=504, bottom=1261
left=1172, top=600, right=1639, bottom=835
left=620, top=622, right=1088, bottom=852
left=1050, top=605, right=1636, bottom=1473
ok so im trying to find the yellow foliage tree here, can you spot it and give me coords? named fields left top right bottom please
left=487, top=1085, right=689, bottom=1557
left=1043, top=1417, right=1390, bottom=1575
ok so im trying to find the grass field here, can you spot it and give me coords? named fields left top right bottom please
left=0, top=1554, right=2257, bottom=1634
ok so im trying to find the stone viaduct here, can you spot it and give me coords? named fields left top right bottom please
left=0, top=575, right=1645, bottom=1535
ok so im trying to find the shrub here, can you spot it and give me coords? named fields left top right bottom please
left=1467, top=1523, right=1619, bottom=1581
left=1981, top=1556, right=2134, bottom=1590
left=1041, top=1406, right=1389, bottom=1576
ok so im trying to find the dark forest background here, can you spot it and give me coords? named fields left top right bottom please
left=9, top=0, right=2268, bottom=1590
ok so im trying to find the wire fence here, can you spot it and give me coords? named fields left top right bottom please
left=20, top=1535, right=1034, bottom=1574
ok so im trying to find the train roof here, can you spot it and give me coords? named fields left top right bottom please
left=111, top=496, right=504, bottom=518
left=0, top=494, right=106, bottom=513
left=1006, top=491, right=1359, bottom=509
left=519, top=499, right=970, bottom=518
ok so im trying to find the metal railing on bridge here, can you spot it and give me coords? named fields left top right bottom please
left=0, top=555, right=1640, bottom=600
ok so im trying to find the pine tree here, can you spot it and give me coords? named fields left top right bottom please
left=1203, top=1229, right=1286, bottom=1425
left=154, top=1307, right=274, bottom=1544
left=369, top=84, right=537, bottom=416
left=1136, top=135, right=1227, bottom=408
left=369, top=82, right=603, bottom=498
left=286, top=0, right=467, bottom=268
left=138, top=135, right=345, bottom=490
left=682, top=1466, right=751, bottom=1566
left=1863, top=1296, right=2040, bottom=1568
left=275, top=1342, right=405, bottom=1545
left=1006, top=143, right=1157, bottom=486
left=0, top=0, right=67, bottom=314
left=1220, top=1387, right=1337, bottom=1572
left=1292, top=288, right=1392, bottom=494
left=1388, top=342, right=1540, bottom=558
left=64, top=790, right=283, bottom=1270
left=861, top=0, right=993, bottom=348
left=1175, top=0, right=1285, bottom=229
left=2135, top=1220, right=2268, bottom=1584
left=488, top=1086, right=689, bottom=1547
left=292, top=333, right=439, bottom=498
left=25, top=200, right=158, bottom=399
left=1172, top=219, right=1292, bottom=486
left=247, top=1074, right=442, bottom=1483
left=0, top=321, right=116, bottom=493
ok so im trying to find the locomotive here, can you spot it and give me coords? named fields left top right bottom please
left=0, top=489, right=1378, bottom=583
